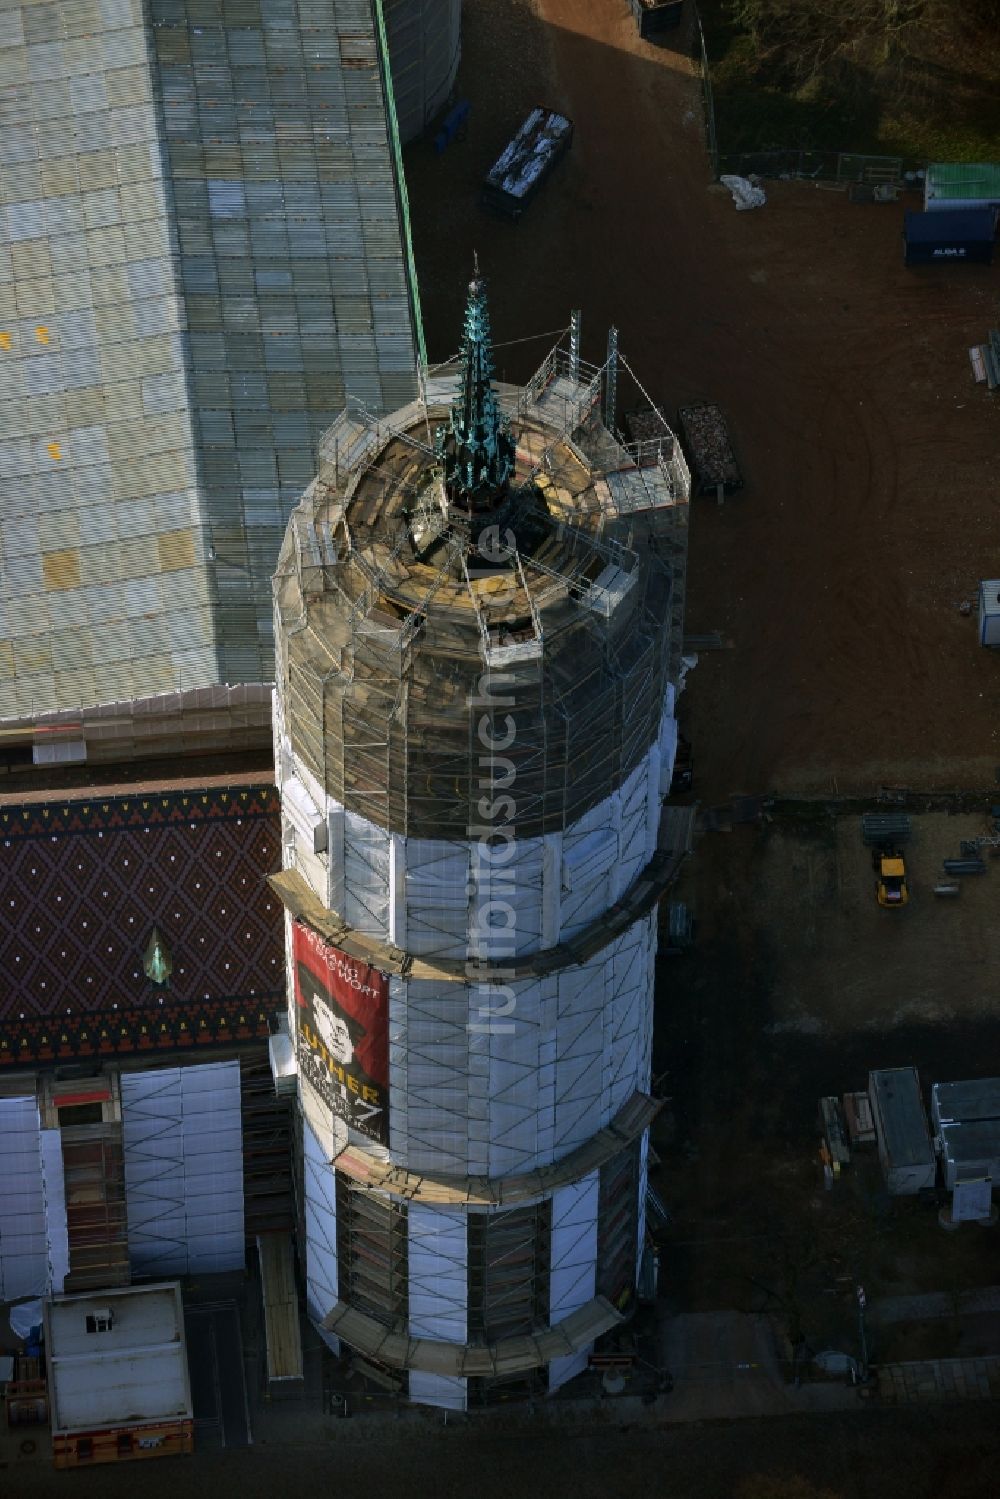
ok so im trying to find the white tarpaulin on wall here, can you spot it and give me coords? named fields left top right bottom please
left=304, top=1118, right=340, bottom=1353
left=548, top=1172, right=599, bottom=1392
left=121, top=1062, right=245, bottom=1276
left=408, top=1203, right=467, bottom=1410
left=389, top=911, right=657, bottom=1177
left=285, top=727, right=671, bottom=964
left=0, top=1096, right=48, bottom=1302
left=40, top=1128, right=70, bottom=1295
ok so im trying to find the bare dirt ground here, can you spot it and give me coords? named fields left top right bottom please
left=654, top=810, right=1000, bottom=1353
left=699, top=810, right=1000, bottom=1036
left=6, top=1405, right=1000, bottom=1499
left=405, top=0, right=1000, bottom=805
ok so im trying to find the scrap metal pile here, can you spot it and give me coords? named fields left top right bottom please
left=676, top=402, right=743, bottom=495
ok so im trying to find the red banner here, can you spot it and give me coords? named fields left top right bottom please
left=292, top=922, right=388, bottom=1144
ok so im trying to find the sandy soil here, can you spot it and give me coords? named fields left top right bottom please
left=405, top=0, right=1000, bottom=804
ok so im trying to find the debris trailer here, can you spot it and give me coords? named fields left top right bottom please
left=676, top=403, right=743, bottom=497
left=482, top=106, right=574, bottom=220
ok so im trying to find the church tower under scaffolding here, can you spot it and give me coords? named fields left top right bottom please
left=270, top=274, right=691, bottom=1407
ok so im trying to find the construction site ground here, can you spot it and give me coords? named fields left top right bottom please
left=654, top=809, right=1000, bottom=1362
left=406, top=0, right=1000, bottom=804
left=404, top=0, right=1000, bottom=1458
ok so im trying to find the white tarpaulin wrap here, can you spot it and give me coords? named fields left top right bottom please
left=344, top=809, right=390, bottom=937
left=408, top=1204, right=467, bottom=1411
left=409, top=1370, right=467, bottom=1409
left=285, top=719, right=672, bottom=961
left=0, top=1096, right=48, bottom=1301
left=637, top=1126, right=650, bottom=1280
left=405, top=840, right=472, bottom=956
left=40, top=1128, right=69, bottom=1296
left=720, top=174, right=766, bottom=210
left=390, top=910, right=657, bottom=1176
left=408, top=1204, right=467, bottom=1342
left=548, top=1172, right=599, bottom=1392
left=121, top=1062, right=244, bottom=1276
left=303, top=1118, right=340, bottom=1354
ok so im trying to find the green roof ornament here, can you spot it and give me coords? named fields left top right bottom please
left=436, top=257, right=516, bottom=514
left=143, top=926, right=172, bottom=987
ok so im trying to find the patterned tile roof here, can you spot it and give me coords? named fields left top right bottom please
left=0, top=784, right=282, bottom=1066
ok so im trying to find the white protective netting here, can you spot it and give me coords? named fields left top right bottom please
left=121, top=1061, right=244, bottom=1276
left=389, top=911, right=656, bottom=1177
left=0, top=1095, right=48, bottom=1301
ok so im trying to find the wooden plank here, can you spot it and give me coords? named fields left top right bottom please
left=257, top=1233, right=303, bottom=1384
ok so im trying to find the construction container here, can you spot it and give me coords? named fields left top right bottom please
left=820, top=1096, right=850, bottom=1166
left=903, top=209, right=996, bottom=266
left=924, top=162, right=1000, bottom=213
left=629, top=0, right=684, bottom=36
left=868, top=1067, right=936, bottom=1195
left=978, top=581, right=1000, bottom=647
left=44, top=1283, right=193, bottom=1468
left=937, top=1122, right=1000, bottom=1191
left=843, top=1091, right=877, bottom=1146
left=482, top=107, right=574, bottom=219
left=931, top=1078, right=1000, bottom=1130
left=931, top=1078, right=1000, bottom=1191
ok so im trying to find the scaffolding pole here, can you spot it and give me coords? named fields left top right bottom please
left=603, top=326, right=618, bottom=433
left=569, top=309, right=582, bottom=384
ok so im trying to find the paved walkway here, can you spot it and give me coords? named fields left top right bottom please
left=872, top=1285, right=1000, bottom=1324
left=659, top=1312, right=861, bottom=1421
left=659, top=1309, right=1000, bottom=1421
left=877, top=1356, right=1000, bottom=1403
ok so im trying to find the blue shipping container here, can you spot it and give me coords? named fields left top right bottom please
left=903, top=207, right=996, bottom=266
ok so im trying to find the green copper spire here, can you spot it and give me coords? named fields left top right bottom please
left=437, top=261, right=516, bottom=513
left=143, top=926, right=172, bottom=987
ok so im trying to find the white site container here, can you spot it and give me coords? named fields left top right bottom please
left=868, top=1067, right=936, bottom=1196
left=931, top=1079, right=1000, bottom=1192
left=978, top=582, right=1000, bottom=647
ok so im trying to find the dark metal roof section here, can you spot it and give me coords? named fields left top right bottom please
left=0, top=786, right=282, bottom=1065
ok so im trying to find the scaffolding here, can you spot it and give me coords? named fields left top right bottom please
left=277, top=303, right=690, bottom=1409
left=120, top=1061, right=245, bottom=1277
left=274, top=329, right=690, bottom=843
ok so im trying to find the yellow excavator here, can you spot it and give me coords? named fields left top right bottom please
left=873, top=847, right=908, bottom=908
left=862, top=814, right=911, bottom=910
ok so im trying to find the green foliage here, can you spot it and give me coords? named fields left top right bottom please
left=700, top=0, right=1000, bottom=159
